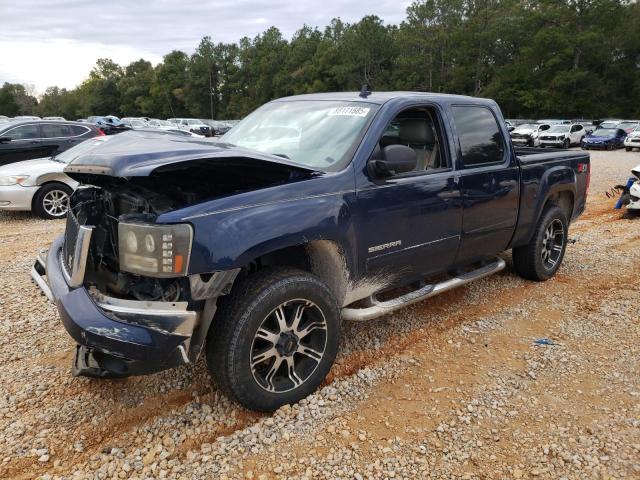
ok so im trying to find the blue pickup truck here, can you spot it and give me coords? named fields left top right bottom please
left=32, top=91, right=590, bottom=411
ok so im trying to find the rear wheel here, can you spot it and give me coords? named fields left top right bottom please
left=206, top=267, right=341, bottom=411
left=562, top=139, right=570, bottom=149
left=512, top=205, right=568, bottom=281
left=33, top=183, right=72, bottom=219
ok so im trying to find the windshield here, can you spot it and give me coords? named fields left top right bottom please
left=516, top=124, right=538, bottom=130
left=187, top=120, right=201, bottom=125
left=618, top=122, right=638, bottom=130
left=592, top=128, right=616, bottom=137
left=599, top=122, right=619, bottom=129
left=53, top=137, right=110, bottom=163
left=548, top=125, right=571, bottom=133
left=221, top=101, right=378, bottom=171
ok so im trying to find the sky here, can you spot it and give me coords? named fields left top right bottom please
left=0, top=0, right=411, bottom=95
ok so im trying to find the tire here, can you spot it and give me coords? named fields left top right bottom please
left=206, top=267, right=341, bottom=411
left=562, top=139, right=570, bottom=149
left=32, top=183, right=72, bottom=220
left=626, top=147, right=632, bottom=152
left=512, top=205, right=568, bottom=281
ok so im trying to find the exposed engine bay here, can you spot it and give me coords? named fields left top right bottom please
left=68, top=158, right=314, bottom=303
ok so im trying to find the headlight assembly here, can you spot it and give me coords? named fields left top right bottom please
left=118, top=222, right=193, bottom=277
left=0, top=175, right=30, bottom=186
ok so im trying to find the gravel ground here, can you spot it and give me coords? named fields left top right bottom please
left=0, top=149, right=639, bottom=480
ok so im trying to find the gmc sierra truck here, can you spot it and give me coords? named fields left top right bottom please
left=32, top=91, right=590, bottom=412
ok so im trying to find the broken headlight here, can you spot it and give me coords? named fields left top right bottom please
left=118, top=222, right=192, bottom=277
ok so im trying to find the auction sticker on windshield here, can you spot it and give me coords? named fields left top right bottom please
left=327, top=106, right=371, bottom=117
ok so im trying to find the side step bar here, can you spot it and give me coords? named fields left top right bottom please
left=342, top=257, right=506, bottom=322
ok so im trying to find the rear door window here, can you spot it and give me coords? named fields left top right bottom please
left=451, top=106, right=505, bottom=167
left=42, top=123, right=73, bottom=138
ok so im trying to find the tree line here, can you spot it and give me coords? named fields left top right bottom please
left=2, top=0, right=639, bottom=121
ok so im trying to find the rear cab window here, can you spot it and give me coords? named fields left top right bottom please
left=451, top=106, right=505, bottom=167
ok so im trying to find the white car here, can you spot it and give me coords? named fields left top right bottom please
left=510, top=123, right=551, bottom=147
left=539, top=124, right=586, bottom=148
left=168, top=118, right=213, bottom=137
left=624, top=127, right=640, bottom=151
left=0, top=136, right=110, bottom=219
left=43, top=116, right=66, bottom=121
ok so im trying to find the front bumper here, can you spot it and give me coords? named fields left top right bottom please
left=539, top=139, right=564, bottom=147
left=31, top=235, right=197, bottom=376
left=624, top=138, right=640, bottom=148
left=0, top=184, right=38, bottom=211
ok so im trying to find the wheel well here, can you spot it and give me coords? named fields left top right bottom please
left=242, top=240, right=350, bottom=304
left=31, top=181, right=72, bottom=210
left=544, top=190, right=574, bottom=221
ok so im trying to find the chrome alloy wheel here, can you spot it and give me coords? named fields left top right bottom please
left=42, top=189, right=69, bottom=217
left=250, top=299, right=328, bottom=393
left=541, top=219, right=565, bottom=269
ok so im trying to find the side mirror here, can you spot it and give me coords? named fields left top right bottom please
left=0, top=136, right=11, bottom=143
left=369, top=145, right=417, bottom=177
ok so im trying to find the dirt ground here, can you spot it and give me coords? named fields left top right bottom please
left=0, top=149, right=638, bottom=480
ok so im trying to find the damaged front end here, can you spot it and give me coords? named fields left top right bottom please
left=30, top=132, right=317, bottom=377
left=31, top=183, right=236, bottom=377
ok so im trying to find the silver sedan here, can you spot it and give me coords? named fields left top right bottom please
left=0, top=136, right=109, bottom=219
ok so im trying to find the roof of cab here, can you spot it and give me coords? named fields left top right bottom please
left=274, top=91, right=490, bottom=106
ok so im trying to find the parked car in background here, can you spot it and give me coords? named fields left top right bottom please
left=597, top=120, right=622, bottom=129
left=539, top=123, right=586, bottom=148
left=168, top=118, right=213, bottom=137
left=0, top=116, right=9, bottom=124
left=147, top=119, right=175, bottom=130
left=617, top=120, right=640, bottom=134
left=510, top=123, right=551, bottom=147
left=200, top=119, right=232, bottom=135
left=0, top=136, right=112, bottom=219
left=581, top=127, right=626, bottom=150
left=0, top=120, right=103, bottom=167
left=121, top=119, right=149, bottom=130
left=624, top=127, right=640, bottom=151
left=43, top=116, right=66, bottom=121
left=87, top=116, right=131, bottom=135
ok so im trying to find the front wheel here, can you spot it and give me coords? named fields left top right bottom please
left=562, top=139, right=570, bottom=149
left=33, top=183, right=72, bottom=219
left=512, top=205, right=568, bottom=281
left=626, top=147, right=632, bottom=152
left=206, top=267, right=340, bottom=411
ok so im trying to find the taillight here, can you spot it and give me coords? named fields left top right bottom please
left=97, top=128, right=106, bottom=136
left=579, top=162, right=591, bottom=197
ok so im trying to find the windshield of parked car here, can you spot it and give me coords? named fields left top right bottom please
left=599, top=122, right=619, bottom=129
left=515, top=124, right=538, bottom=130
left=592, top=128, right=616, bottom=137
left=187, top=120, right=201, bottom=125
left=547, top=125, right=571, bottom=133
left=52, top=137, right=110, bottom=163
left=221, top=100, right=378, bottom=172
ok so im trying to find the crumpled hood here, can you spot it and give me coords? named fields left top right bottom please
left=63, top=130, right=316, bottom=178
left=0, top=157, right=62, bottom=177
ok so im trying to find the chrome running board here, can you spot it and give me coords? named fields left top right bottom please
left=342, top=257, right=506, bottom=322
